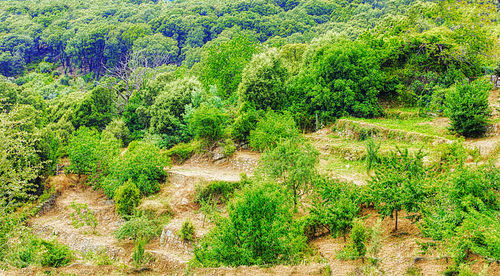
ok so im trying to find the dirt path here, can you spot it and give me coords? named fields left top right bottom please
left=29, top=176, right=128, bottom=263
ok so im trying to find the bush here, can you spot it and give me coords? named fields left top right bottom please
left=337, top=220, right=368, bottom=260
left=249, top=110, right=299, bottom=151
left=231, top=103, right=262, bottom=142
left=194, top=182, right=307, bottom=266
left=310, top=178, right=360, bottom=240
left=115, top=214, right=160, bottom=242
left=195, top=180, right=243, bottom=205
left=165, top=140, right=201, bottom=163
left=104, top=118, right=130, bottom=146
left=238, top=48, right=288, bottom=110
left=114, top=181, right=141, bottom=217
left=188, top=103, right=227, bottom=143
left=259, top=137, right=319, bottom=207
left=39, top=240, right=73, bottom=267
left=445, top=80, right=491, bottom=137
left=69, top=202, right=98, bottom=234
left=178, top=220, right=195, bottom=242
left=103, top=141, right=169, bottom=197
left=221, top=138, right=236, bottom=157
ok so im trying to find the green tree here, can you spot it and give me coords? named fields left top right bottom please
left=199, top=34, right=258, bottom=98
left=188, top=103, right=227, bottom=143
left=369, top=148, right=426, bottom=231
left=445, top=79, right=491, bottom=138
left=238, top=48, right=288, bottom=110
left=194, top=182, right=307, bottom=266
left=259, top=137, right=319, bottom=207
left=310, top=178, right=360, bottom=240
left=114, top=181, right=141, bottom=218
left=249, top=110, right=299, bottom=151
left=72, top=87, right=114, bottom=131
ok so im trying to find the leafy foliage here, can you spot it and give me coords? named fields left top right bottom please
left=445, top=80, right=491, bottom=138
left=194, top=182, right=307, bottom=266
left=188, top=103, right=227, bottom=143
left=310, top=178, right=360, bottom=239
left=249, top=110, right=299, bottom=151
left=178, top=220, right=195, bottom=242
left=259, top=137, right=319, bottom=207
left=369, top=148, right=427, bottom=231
left=69, top=202, right=98, bottom=234
left=114, top=181, right=141, bottom=218
left=103, top=141, right=169, bottom=197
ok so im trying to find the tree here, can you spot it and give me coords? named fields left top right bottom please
left=310, top=178, right=360, bottom=240
left=258, top=137, right=319, bottom=207
left=188, top=103, right=227, bottom=143
left=445, top=79, right=491, bottom=138
left=103, top=50, right=170, bottom=110
left=199, top=33, right=258, bottom=98
left=149, top=77, right=202, bottom=135
left=249, top=110, right=299, bottom=152
left=0, top=113, right=43, bottom=212
left=238, top=48, right=288, bottom=110
left=369, top=148, right=426, bottom=231
left=72, top=87, right=114, bottom=131
left=288, top=39, right=384, bottom=126
left=194, top=182, right=307, bottom=266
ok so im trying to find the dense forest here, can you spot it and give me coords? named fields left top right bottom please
left=0, top=0, right=499, bottom=274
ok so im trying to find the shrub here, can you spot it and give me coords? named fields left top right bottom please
left=445, top=79, right=491, bottom=137
left=104, top=118, right=130, bottom=146
left=369, top=148, right=427, bottom=231
left=103, top=141, right=169, bottom=197
left=337, top=220, right=368, bottom=260
left=69, top=202, right=98, bottom=234
left=115, top=214, right=160, bottom=242
left=194, top=182, right=307, bottom=267
left=249, top=110, right=299, bottom=151
left=238, top=48, right=288, bottom=110
left=114, top=181, right=141, bottom=218
left=132, top=238, right=149, bottom=267
left=231, top=103, right=262, bottom=142
left=221, top=138, right=236, bottom=157
left=195, top=180, right=243, bottom=205
left=39, top=240, right=73, bottom=267
left=259, top=137, right=319, bottom=207
left=165, top=140, right=201, bottom=163
left=188, top=103, right=227, bottom=143
left=178, top=220, right=195, bottom=242
left=310, top=178, right=360, bottom=240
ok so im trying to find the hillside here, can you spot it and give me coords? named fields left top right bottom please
left=1, top=0, right=499, bottom=275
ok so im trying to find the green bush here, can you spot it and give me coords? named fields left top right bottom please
left=221, top=138, right=236, bottom=157
left=114, top=181, right=141, bottom=218
left=231, top=103, right=262, bottom=142
left=259, top=137, right=319, bottom=207
left=249, top=110, right=299, bottom=151
left=104, top=118, right=130, bottom=146
left=39, top=240, right=73, bottom=267
left=69, top=202, right=98, bottom=234
left=178, top=220, right=195, bottom=242
left=103, top=141, right=169, bottom=197
left=445, top=80, right=491, bottom=137
left=194, top=182, right=307, bottom=266
left=165, top=140, right=201, bottom=163
left=188, top=103, right=227, bottom=143
left=195, top=180, right=243, bottom=205
left=115, top=214, right=160, bottom=242
left=238, top=48, right=288, bottom=110
left=310, top=178, right=360, bottom=240
left=337, top=220, right=367, bottom=260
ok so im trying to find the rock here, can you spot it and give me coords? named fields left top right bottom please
left=214, top=158, right=227, bottom=165
left=180, top=198, right=189, bottom=205
left=211, top=147, right=226, bottom=161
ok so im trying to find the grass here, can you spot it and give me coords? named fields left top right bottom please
left=348, top=116, right=454, bottom=139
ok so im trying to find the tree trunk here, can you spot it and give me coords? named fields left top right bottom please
left=395, top=210, right=398, bottom=232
